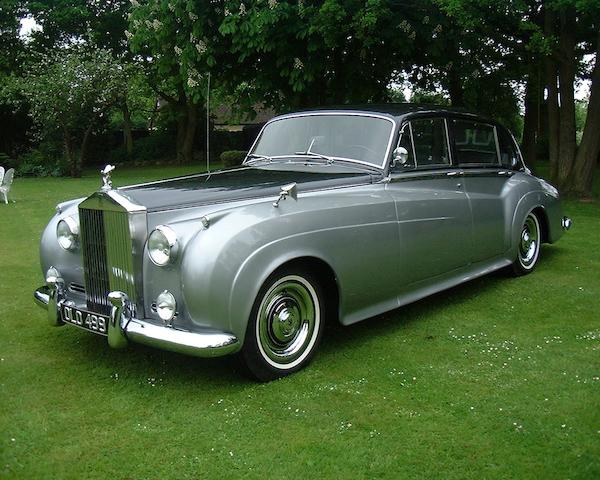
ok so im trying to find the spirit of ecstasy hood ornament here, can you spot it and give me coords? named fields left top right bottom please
left=101, top=164, right=115, bottom=191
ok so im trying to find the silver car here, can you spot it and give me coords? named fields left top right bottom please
left=34, top=106, right=572, bottom=381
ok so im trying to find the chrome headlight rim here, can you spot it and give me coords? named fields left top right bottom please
left=56, top=216, right=79, bottom=251
left=147, top=225, right=179, bottom=267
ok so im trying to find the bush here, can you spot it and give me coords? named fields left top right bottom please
left=220, top=150, right=247, bottom=168
left=16, top=146, right=67, bottom=177
left=108, top=132, right=176, bottom=165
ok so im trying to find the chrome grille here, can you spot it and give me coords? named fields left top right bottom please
left=79, top=207, right=137, bottom=316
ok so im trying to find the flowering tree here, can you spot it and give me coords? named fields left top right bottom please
left=19, top=48, right=127, bottom=176
left=127, top=0, right=232, bottom=164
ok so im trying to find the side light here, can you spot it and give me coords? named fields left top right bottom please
left=147, top=225, right=179, bottom=266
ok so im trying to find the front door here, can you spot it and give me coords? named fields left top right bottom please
left=387, top=117, right=472, bottom=286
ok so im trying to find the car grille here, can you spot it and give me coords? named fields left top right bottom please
left=79, top=207, right=138, bottom=316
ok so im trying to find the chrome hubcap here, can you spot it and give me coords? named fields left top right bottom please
left=257, top=276, right=319, bottom=368
left=519, top=214, right=539, bottom=267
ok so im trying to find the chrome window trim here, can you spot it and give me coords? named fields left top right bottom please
left=493, top=126, right=502, bottom=166
left=394, top=117, right=453, bottom=169
left=444, top=118, right=453, bottom=166
left=408, top=122, right=417, bottom=166
left=244, top=112, right=397, bottom=170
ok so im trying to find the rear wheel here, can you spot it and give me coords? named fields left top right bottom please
left=240, top=268, right=324, bottom=382
left=512, top=211, right=541, bottom=275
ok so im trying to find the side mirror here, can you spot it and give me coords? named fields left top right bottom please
left=392, top=146, right=409, bottom=167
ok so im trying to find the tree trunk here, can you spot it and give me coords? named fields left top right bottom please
left=522, top=68, right=541, bottom=171
left=556, top=8, right=577, bottom=190
left=78, top=124, right=94, bottom=177
left=571, top=32, right=600, bottom=197
left=176, top=100, right=197, bottom=164
left=544, top=6, right=560, bottom=183
left=448, top=67, right=465, bottom=107
left=62, top=125, right=78, bottom=177
left=122, top=101, right=134, bottom=156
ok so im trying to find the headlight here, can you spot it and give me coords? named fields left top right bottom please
left=156, top=290, right=177, bottom=323
left=147, top=225, right=178, bottom=266
left=56, top=216, right=79, bottom=251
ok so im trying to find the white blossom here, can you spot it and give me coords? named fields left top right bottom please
left=187, top=77, right=199, bottom=88
left=152, top=19, right=163, bottom=30
left=189, top=11, right=198, bottom=21
left=124, top=30, right=133, bottom=40
left=293, top=58, right=304, bottom=70
left=268, top=0, right=278, bottom=9
left=224, top=8, right=231, bottom=16
left=168, top=3, right=175, bottom=12
left=130, top=0, right=140, bottom=7
left=174, top=46, right=183, bottom=55
left=195, top=40, right=207, bottom=54
left=239, top=3, right=246, bottom=15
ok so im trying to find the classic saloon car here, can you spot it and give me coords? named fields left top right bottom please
left=34, top=105, right=571, bottom=381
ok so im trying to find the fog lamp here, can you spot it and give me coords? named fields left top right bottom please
left=156, top=290, right=177, bottom=323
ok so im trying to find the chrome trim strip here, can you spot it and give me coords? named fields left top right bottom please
left=244, top=112, right=397, bottom=170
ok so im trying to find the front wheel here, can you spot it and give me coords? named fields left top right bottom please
left=240, top=269, right=324, bottom=382
left=512, top=211, right=541, bottom=276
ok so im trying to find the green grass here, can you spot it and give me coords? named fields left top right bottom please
left=1, top=165, right=599, bottom=479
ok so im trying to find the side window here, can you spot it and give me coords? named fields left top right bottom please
left=411, top=118, right=450, bottom=166
left=452, top=120, right=499, bottom=166
left=498, top=129, right=522, bottom=170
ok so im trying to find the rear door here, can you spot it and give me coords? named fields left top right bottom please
left=450, top=118, right=513, bottom=263
left=386, top=117, right=472, bottom=286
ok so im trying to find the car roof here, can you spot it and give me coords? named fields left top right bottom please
left=274, top=103, right=497, bottom=125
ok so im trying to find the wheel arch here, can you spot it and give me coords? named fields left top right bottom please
left=228, top=251, right=341, bottom=344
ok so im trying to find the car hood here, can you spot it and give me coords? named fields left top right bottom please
left=118, top=166, right=376, bottom=212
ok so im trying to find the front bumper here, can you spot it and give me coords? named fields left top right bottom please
left=34, top=281, right=239, bottom=358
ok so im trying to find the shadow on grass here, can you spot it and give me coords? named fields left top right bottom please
left=47, top=245, right=561, bottom=386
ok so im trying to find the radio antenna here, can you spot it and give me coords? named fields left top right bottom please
left=206, top=72, right=211, bottom=174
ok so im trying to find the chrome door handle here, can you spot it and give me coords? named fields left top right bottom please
left=447, top=171, right=459, bottom=176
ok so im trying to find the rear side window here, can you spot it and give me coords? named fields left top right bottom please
left=497, top=128, right=522, bottom=169
left=410, top=118, right=450, bottom=166
left=452, top=120, right=499, bottom=166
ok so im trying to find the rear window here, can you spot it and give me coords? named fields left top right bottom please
left=452, top=120, right=499, bottom=166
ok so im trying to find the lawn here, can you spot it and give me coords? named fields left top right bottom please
left=1, top=165, right=599, bottom=479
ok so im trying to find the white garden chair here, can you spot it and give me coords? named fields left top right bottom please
left=0, top=166, right=4, bottom=185
left=0, top=168, right=14, bottom=204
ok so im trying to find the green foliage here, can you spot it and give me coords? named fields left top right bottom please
left=108, top=132, right=176, bottom=165
left=411, top=89, right=450, bottom=106
left=16, top=150, right=66, bottom=177
left=219, top=150, right=247, bottom=168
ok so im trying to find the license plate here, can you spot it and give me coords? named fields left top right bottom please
left=61, top=305, right=109, bottom=336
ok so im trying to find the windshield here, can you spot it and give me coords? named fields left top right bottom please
left=249, top=114, right=395, bottom=168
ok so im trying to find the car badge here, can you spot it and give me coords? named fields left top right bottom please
left=101, top=164, right=116, bottom=191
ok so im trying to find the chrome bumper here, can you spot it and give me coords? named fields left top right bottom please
left=34, top=281, right=239, bottom=358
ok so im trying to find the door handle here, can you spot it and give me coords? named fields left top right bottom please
left=456, top=182, right=462, bottom=189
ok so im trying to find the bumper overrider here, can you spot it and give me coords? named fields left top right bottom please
left=34, top=271, right=239, bottom=358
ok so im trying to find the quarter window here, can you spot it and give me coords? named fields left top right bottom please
left=452, top=120, right=499, bottom=166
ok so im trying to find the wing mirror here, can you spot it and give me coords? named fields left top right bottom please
left=392, top=146, right=409, bottom=167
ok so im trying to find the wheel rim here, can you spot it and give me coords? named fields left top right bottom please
left=256, top=275, right=320, bottom=369
left=519, top=213, right=540, bottom=269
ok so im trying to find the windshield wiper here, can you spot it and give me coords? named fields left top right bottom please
left=246, top=153, right=273, bottom=163
left=292, top=151, right=335, bottom=164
